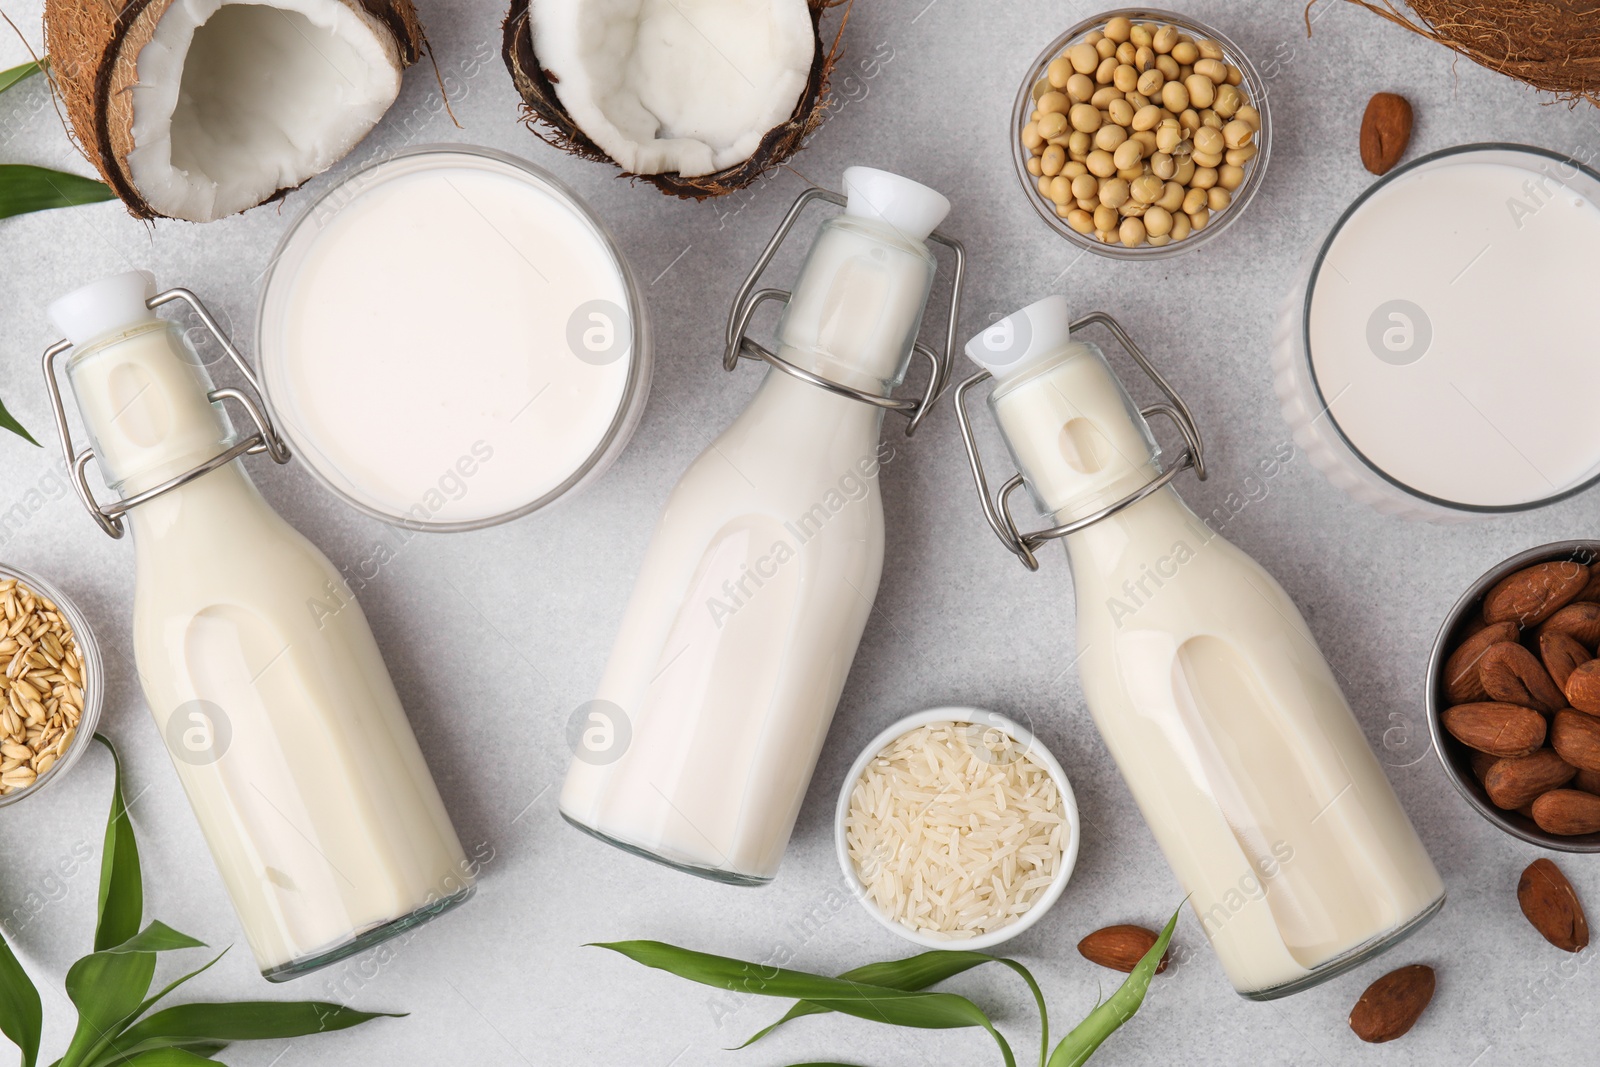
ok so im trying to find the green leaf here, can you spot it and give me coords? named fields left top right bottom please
left=0, top=165, right=115, bottom=222
left=58, top=738, right=159, bottom=1067
left=742, top=950, right=1048, bottom=1067
left=124, top=949, right=229, bottom=1027
left=0, top=396, right=40, bottom=446
left=738, top=951, right=995, bottom=1048
left=92, top=735, right=142, bottom=952
left=1046, top=905, right=1181, bottom=1067
left=0, top=926, right=41, bottom=1067
left=82, top=952, right=231, bottom=1067
left=0, top=60, right=41, bottom=94
left=119, top=1052, right=216, bottom=1066
left=59, top=950, right=156, bottom=1067
left=109, top=1003, right=402, bottom=1059
left=595, top=942, right=1014, bottom=1067
left=101, top=923, right=205, bottom=955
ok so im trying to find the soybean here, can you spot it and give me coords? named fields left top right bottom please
left=1021, top=16, right=1261, bottom=247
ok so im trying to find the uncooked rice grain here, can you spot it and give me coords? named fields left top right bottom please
left=846, top=721, right=1067, bottom=939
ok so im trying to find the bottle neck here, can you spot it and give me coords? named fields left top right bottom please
left=124, top=459, right=267, bottom=547
left=991, top=341, right=1162, bottom=524
left=66, top=322, right=236, bottom=498
left=774, top=216, right=937, bottom=396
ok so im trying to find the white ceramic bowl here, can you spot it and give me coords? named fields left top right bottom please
left=835, top=706, right=1081, bottom=951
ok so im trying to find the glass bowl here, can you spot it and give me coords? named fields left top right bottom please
left=1274, top=144, right=1600, bottom=522
left=1426, top=540, right=1600, bottom=852
left=256, top=144, right=653, bottom=533
left=0, top=565, right=103, bottom=809
left=1011, top=8, right=1272, bottom=258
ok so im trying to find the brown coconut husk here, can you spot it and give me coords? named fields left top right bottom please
left=1317, top=1, right=1600, bottom=107
left=502, top=0, right=848, bottom=199
left=42, top=0, right=427, bottom=219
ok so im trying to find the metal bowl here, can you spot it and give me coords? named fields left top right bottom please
left=1426, top=539, right=1600, bottom=852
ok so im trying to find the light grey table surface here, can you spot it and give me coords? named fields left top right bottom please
left=2, top=1, right=1598, bottom=1063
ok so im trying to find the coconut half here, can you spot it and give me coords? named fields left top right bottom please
left=45, top=0, right=426, bottom=221
left=504, top=0, right=844, bottom=197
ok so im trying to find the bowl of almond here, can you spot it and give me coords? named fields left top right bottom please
left=0, top=566, right=101, bottom=807
left=1428, top=541, right=1600, bottom=851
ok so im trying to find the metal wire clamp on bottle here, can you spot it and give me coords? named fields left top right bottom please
left=42, top=287, right=291, bottom=539
left=723, top=185, right=966, bottom=437
left=953, top=311, right=1208, bottom=571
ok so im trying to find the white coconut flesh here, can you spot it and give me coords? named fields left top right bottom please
left=529, top=0, right=814, bottom=177
left=126, top=0, right=404, bottom=221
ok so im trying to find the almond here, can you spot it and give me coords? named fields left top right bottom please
left=1484, top=749, right=1575, bottom=809
left=1540, top=631, right=1592, bottom=691
left=1565, top=659, right=1600, bottom=715
left=1485, top=561, right=1590, bottom=627
left=1480, top=642, right=1565, bottom=713
left=1578, top=561, right=1600, bottom=604
left=1552, top=708, right=1600, bottom=771
left=1575, top=767, right=1600, bottom=795
left=1532, top=789, right=1600, bottom=835
left=1348, top=963, right=1434, bottom=1043
left=1469, top=749, right=1499, bottom=783
left=1358, top=92, right=1413, bottom=176
left=1518, top=857, right=1589, bottom=952
left=1077, top=924, right=1169, bottom=975
left=1539, top=602, right=1600, bottom=650
left=1441, top=702, right=1547, bottom=758
left=1442, top=621, right=1519, bottom=704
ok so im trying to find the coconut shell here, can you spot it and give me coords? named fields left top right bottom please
left=1325, top=1, right=1600, bottom=107
left=43, top=0, right=428, bottom=219
left=502, top=0, right=848, bottom=198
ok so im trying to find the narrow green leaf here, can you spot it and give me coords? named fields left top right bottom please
left=83, top=950, right=230, bottom=1067
left=596, top=942, right=1014, bottom=1067
left=123, top=949, right=229, bottom=1030
left=741, top=950, right=1048, bottom=1066
left=110, top=1003, right=401, bottom=1058
left=101, top=923, right=204, bottom=955
left=596, top=942, right=996, bottom=1031
left=0, top=396, right=40, bottom=447
left=92, top=735, right=141, bottom=952
left=59, top=951, right=156, bottom=1067
left=0, top=926, right=41, bottom=1067
left=119, top=1052, right=215, bottom=1066
left=738, top=951, right=994, bottom=1048
left=0, top=165, right=115, bottom=222
left=1046, top=905, right=1181, bottom=1067
left=0, top=60, right=40, bottom=94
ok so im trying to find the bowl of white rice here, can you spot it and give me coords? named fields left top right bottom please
left=836, top=707, right=1079, bottom=950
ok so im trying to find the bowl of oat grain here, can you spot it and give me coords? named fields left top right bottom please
left=0, top=566, right=101, bottom=807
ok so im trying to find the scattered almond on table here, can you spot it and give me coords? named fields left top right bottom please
left=1077, top=923, right=1170, bottom=974
left=1359, top=92, right=1413, bottom=176
left=1348, top=963, right=1435, bottom=1043
left=1517, top=857, right=1588, bottom=952
left=0, top=577, right=86, bottom=795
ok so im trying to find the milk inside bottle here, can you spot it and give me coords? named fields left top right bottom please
left=47, top=272, right=473, bottom=980
left=561, top=168, right=951, bottom=884
left=961, top=295, right=1444, bottom=998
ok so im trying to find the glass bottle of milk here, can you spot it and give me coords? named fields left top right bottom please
left=561, top=169, right=950, bottom=884
left=48, top=272, right=473, bottom=980
left=962, top=296, right=1444, bottom=999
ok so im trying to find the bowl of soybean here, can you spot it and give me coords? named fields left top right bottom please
left=1014, top=9, right=1271, bottom=257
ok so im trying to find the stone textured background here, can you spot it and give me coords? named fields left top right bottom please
left=0, top=0, right=1596, bottom=1063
